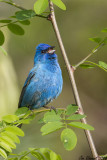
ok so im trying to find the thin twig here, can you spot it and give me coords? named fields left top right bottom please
left=49, top=1, right=100, bottom=159
left=74, top=42, right=105, bottom=69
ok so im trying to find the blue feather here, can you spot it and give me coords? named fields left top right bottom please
left=18, top=43, right=63, bottom=110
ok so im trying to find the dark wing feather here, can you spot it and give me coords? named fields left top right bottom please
left=18, top=72, right=35, bottom=108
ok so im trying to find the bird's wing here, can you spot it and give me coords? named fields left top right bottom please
left=18, top=71, right=35, bottom=108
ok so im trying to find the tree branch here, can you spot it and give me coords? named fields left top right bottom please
left=48, top=1, right=100, bottom=159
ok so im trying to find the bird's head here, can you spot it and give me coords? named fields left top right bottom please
left=34, top=43, right=57, bottom=65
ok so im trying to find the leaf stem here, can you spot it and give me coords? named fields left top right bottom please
left=74, top=42, right=104, bottom=69
left=48, top=1, right=100, bottom=159
left=85, top=61, right=107, bottom=72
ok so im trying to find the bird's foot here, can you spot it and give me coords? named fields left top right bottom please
left=43, top=106, right=57, bottom=113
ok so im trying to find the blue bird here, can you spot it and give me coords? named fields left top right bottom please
left=18, top=43, right=63, bottom=110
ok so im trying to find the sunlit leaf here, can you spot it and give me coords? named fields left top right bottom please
left=15, top=10, right=35, bottom=21
left=0, top=148, right=7, bottom=159
left=15, top=107, right=29, bottom=116
left=17, top=119, right=31, bottom=124
left=20, top=156, right=31, bottom=160
left=57, top=155, right=62, bottom=160
left=51, top=0, right=66, bottom=10
left=2, top=115, right=19, bottom=123
left=68, top=122, right=94, bottom=130
left=89, top=37, right=102, bottom=43
left=0, top=141, right=12, bottom=152
left=66, top=114, right=86, bottom=120
left=43, top=112, right=61, bottom=123
left=99, top=61, right=107, bottom=69
left=8, top=157, right=18, bottom=160
left=5, top=126, right=24, bottom=136
left=50, top=151, right=58, bottom=160
left=101, top=28, right=107, bottom=32
left=0, top=30, right=5, bottom=45
left=0, top=46, right=7, bottom=55
left=41, top=121, right=63, bottom=135
left=34, top=0, right=48, bottom=14
left=0, top=136, right=16, bottom=149
left=7, top=23, right=24, bottom=35
left=1, top=131, right=20, bottom=144
left=80, top=64, right=95, bottom=69
left=66, top=105, right=78, bottom=115
left=31, top=151, right=45, bottom=160
left=61, top=128, right=77, bottom=150
left=18, top=151, right=28, bottom=156
left=39, top=148, right=50, bottom=160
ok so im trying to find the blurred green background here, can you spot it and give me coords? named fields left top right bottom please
left=0, top=0, right=107, bottom=159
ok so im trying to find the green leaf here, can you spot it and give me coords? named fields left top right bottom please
left=0, top=30, right=5, bottom=45
left=66, top=105, right=78, bottom=115
left=68, top=122, right=94, bottom=130
left=34, top=0, right=48, bottom=14
left=39, top=148, right=50, bottom=160
left=99, top=61, right=107, bottom=69
left=1, top=131, right=20, bottom=144
left=101, top=28, right=107, bottom=32
left=44, top=110, right=56, bottom=116
left=43, top=113, right=61, bottom=123
left=41, top=121, right=63, bottom=135
left=18, top=151, right=28, bottom=156
left=0, top=136, right=16, bottom=149
left=17, top=119, right=31, bottom=124
left=0, top=19, right=12, bottom=23
left=0, top=46, right=7, bottom=55
left=61, top=128, right=77, bottom=150
left=89, top=37, right=102, bottom=43
left=0, top=148, right=7, bottom=159
left=66, top=114, right=86, bottom=120
left=51, top=0, right=66, bottom=10
left=7, top=23, right=24, bottom=35
left=5, top=126, right=24, bottom=136
left=15, top=10, right=35, bottom=21
left=15, top=107, right=29, bottom=117
left=57, top=155, right=62, bottom=160
left=29, top=147, right=38, bottom=151
left=20, top=156, right=31, bottom=160
left=8, top=158, right=18, bottom=160
left=31, top=151, right=45, bottom=160
left=80, top=64, right=95, bottom=69
left=0, top=141, right=12, bottom=152
left=19, top=20, right=30, bottom=25
left=2, top=114, right=19, bottom=123
left=50, top=151, right=58, bottom=160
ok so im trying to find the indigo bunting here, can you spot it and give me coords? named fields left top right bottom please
left=18, top=43, right=63, bottom=110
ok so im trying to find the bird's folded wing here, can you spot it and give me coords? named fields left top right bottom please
left=18, top=71, right=35, bottom=108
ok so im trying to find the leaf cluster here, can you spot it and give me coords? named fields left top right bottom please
left=0, top=107, right=35, bottom=159
left=76, top=28, right=107, bottom=72
left=7, top=147, right=62, bottom=160
left=39, top=105, right=94, bottom=151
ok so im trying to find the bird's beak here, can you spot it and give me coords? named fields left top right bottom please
left=48, top=49, right=56, bottom=54
left=48, top=46, right=55, bottom=54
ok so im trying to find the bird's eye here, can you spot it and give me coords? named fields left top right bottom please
left=41, top=50, right=45, bottom=53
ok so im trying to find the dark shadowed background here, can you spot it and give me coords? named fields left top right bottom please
left=0, top=0, right=107, bottom=159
